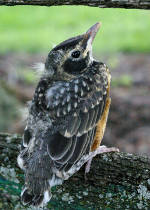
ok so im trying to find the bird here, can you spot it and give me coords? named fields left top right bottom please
left=17, top=22, right=119, bottom=208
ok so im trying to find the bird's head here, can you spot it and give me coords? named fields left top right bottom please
left=45, top=22, right=101, bottom=80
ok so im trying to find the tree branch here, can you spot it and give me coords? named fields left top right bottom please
left=1, top=132, right=150, bottom=209
left=0, top=0, right=150, bottom=9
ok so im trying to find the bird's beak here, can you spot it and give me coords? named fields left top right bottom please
left=82, top=22, right=101, bottom=50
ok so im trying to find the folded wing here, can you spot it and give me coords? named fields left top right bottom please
left=46, top=80, right=107, bottom=172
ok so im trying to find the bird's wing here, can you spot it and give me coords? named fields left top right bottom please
left=45, top=74, right=109, bottom=171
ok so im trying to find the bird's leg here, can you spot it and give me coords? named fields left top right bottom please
left=61, top=145, right=119, bottom=181
left=85, top=145, right=119, bottom=177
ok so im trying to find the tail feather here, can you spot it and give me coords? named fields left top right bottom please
left=32, top=194, right=44, bottom=207
left=19, top=150, right=60, bottom=207
left=21, top=187, right=51, bottom=207
left=21, top=187, right=34, bottom=205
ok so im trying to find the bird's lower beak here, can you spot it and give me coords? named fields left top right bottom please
left=82, top=22, right=101, bottom=50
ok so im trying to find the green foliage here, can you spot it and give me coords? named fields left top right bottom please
left=17, top=68, right=37, bottom=85
left=0, top=7, right=150, bottom=54
left=112, top=75, right=133, bottom=87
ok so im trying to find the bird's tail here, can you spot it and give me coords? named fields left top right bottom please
left=18, top=149, right=52, bottom=207
left=21, top=174, right=63, bottom=207
left=21, top=183, right=51, bottom=207
left=18, top=149, right=63, bottom=207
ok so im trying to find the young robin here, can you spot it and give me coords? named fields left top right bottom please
left=17, top=22, right=119, bottom=207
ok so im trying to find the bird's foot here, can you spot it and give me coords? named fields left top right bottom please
left=62, top=145, right=119, bottom=181
left=85, top=145, right=119, bottom=178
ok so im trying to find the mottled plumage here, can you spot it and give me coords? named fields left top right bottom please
left=17, top=23, right=118, bottom=208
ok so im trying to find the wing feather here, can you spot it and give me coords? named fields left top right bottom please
left=78, top=112, right=89, bottom=136
left=91, top=105, right=100, bottom=127
left=85, top=108, right=95, bottom=131
left=55, top=138, right=77, bottom=166
left=71, top=116, right=81, bottom=136
left=47, top=133, right=72, bottom=160
left=47, top=101, right=105, bottom=171
left=68, top=134, right=88, bottom=164
left=85, top=128, right=96, bottom=154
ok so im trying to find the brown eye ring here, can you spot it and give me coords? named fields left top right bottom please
left=71, top=50, right=80, bottom=58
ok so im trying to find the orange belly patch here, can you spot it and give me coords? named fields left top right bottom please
left=91, top=97, right=111, bottom=151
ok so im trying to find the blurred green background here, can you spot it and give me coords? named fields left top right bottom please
left=0, top=6, right=150, bottom=54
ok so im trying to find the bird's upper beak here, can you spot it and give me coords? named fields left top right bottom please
left=82, top=22, right=101, bottom=50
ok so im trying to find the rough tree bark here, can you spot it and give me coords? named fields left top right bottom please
left=0, top=132, right=150, bottom=209
left=0, top=0, right=150, bottom=9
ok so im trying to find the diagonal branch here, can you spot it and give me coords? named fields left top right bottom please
left=0, top=0, right=150, bottom=9
left=0, top=132, right=150, bottom=209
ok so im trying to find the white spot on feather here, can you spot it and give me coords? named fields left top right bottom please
left=43, top=190, right=51, bottom=205
left=56, top=93, right=60, bottom=99
left=83, top=107, right=88, bottom=112
left=46, top=83, right=62, bottom=106
left=91, top=103, right=94, bottom=108
left=80, top=88, right=84, bottom=96
left=62, top=99, right=66, bottom=106
left=103, top=90, right=107, bottom=95
left=87, top=85, right=90, bottom=91
left=54, top=100, right=59, bottom=106
left=75, top=85, right=78, bottom=93
left=82, top=80, right=86, bottom=87
left=74, top=94, right=78, bottom=98
left=74, top=79, right=79, bottom=84
left=39, top=93, right=43, bottom=97
left=64, top=130, right=72, bottom=137
left=65, top=83, right=69, bottom=87
left=63, top=109, right=66, bottom=115
left=99, top=97, right=102, bottom=102
left=74, top=102, right=77, bottom=108
left=67, top=94, right=70, bottom=102
left=60, top=88, right=65, bottom=94
left=77, top=132, right=82, bottom=137
left=57, top=109, right=60, bottom=117
left=67, top=104, right=71, bottom=112
left=17, top=155, right=25, bottom=170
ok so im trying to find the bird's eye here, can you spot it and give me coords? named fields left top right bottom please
left=71, top=50, right=80, bottom=59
